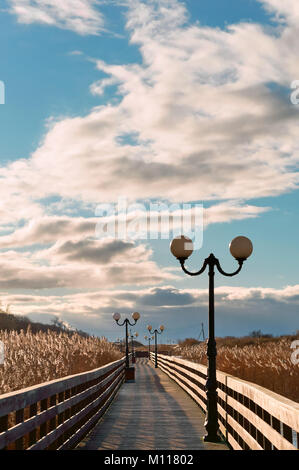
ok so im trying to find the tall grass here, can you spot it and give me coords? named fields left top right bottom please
left=0, top=327, right=122, bottom=395
left=175, top=335, right=299, bottom=402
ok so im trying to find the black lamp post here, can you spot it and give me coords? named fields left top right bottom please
left=147, top=325, right=165, bottom=368
left=130, top=331, right=139, bottom=362
left=144, top=335, right=154, bottom=359
left=113, top=312, right=140, bottom=369
left=170, top=235, right=253, bottom=443
left=115, top=337, right=121, bottom=351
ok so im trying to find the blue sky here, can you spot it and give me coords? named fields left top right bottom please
left=0, top=0, right=298, bottom=342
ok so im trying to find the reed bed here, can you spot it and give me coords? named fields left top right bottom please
left=0, top=327, right=122, bottom=395
left=175, top=336, right=299, bottom=402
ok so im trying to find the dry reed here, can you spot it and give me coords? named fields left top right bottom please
left=0, top=327, right=122, bottom=395
left=175, top=336, right=299, bottom=402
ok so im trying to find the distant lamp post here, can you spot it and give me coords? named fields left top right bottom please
left=144, top=335, right=154, bottom=358
left=113, top=312, right=140, bottom=369
left=130, top=331, right=139, bottom=362
left=170, top=235, right=253, bottom=443
left=116, top=337, right=121, bottom=351
left=147, top=325, right=165, bottom=368
left=135, top=332, right=139, bottom=359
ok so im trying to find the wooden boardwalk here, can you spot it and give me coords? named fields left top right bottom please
left=76, top=358, right=228, bottom=450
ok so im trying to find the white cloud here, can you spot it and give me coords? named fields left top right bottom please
left=0, top=201, right=269, bottom=249
left=69, top=50, right=83, bottom=55
left=0, top=245, right=177, bottom=289
left=8, top=0, right=105, bottom=35
left=204, top=201, right=270, bottom=225
left=37, top=237, right=151, bottom=265
left=1, top=0, right=299, bottom=335
left=2, top=0, right=299, bottom=212
left=0, top=216, right=97, bottom=248
left=259, top=0, right=299, bottom=25
left=2, top=283, right=299, bottom=337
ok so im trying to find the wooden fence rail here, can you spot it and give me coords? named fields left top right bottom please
left=0, top=357, right=125, bottom=450
left=150, top=353, right=299, bottom=450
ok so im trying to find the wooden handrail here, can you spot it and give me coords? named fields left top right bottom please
left=150, top=352, right=299, bottom=450
left=0, top=357, right=126, bottom=450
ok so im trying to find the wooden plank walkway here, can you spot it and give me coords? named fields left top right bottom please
left=76, top=358, right=228, bottom=450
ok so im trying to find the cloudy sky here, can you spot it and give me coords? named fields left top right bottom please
left=0, top=0, right=298, bottom=342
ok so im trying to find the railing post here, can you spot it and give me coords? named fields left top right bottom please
left=28, top=403, right=38, bottom=446
left=155, top=332, right=158, bottom=368
left=0, top=415, right=8, bottom=450
left=15, top=408, right=24, bottom=450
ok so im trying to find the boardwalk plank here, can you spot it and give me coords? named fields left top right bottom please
left=76, top=358, right=228, bottom=450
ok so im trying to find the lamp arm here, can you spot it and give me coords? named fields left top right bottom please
left=215, top=259, right=244, bottom=277
left=179, top=258, right=209, bottom=277
left=116, top=318, right=137, bottom=327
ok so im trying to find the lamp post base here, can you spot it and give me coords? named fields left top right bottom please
left=125, top=367, right=135, bottom=382
left=203, top=434, right=222, bottom=443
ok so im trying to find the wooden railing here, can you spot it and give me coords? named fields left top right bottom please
left=150, top=353, right=299, bottom=450
left=0, top=357, right=125, bottom=450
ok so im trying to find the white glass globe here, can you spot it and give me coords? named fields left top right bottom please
left=170, top=235, right=194, bottom=260
left=132, top=311, right=140, bottom=321
left=229, top=236, right=253, bottom=260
